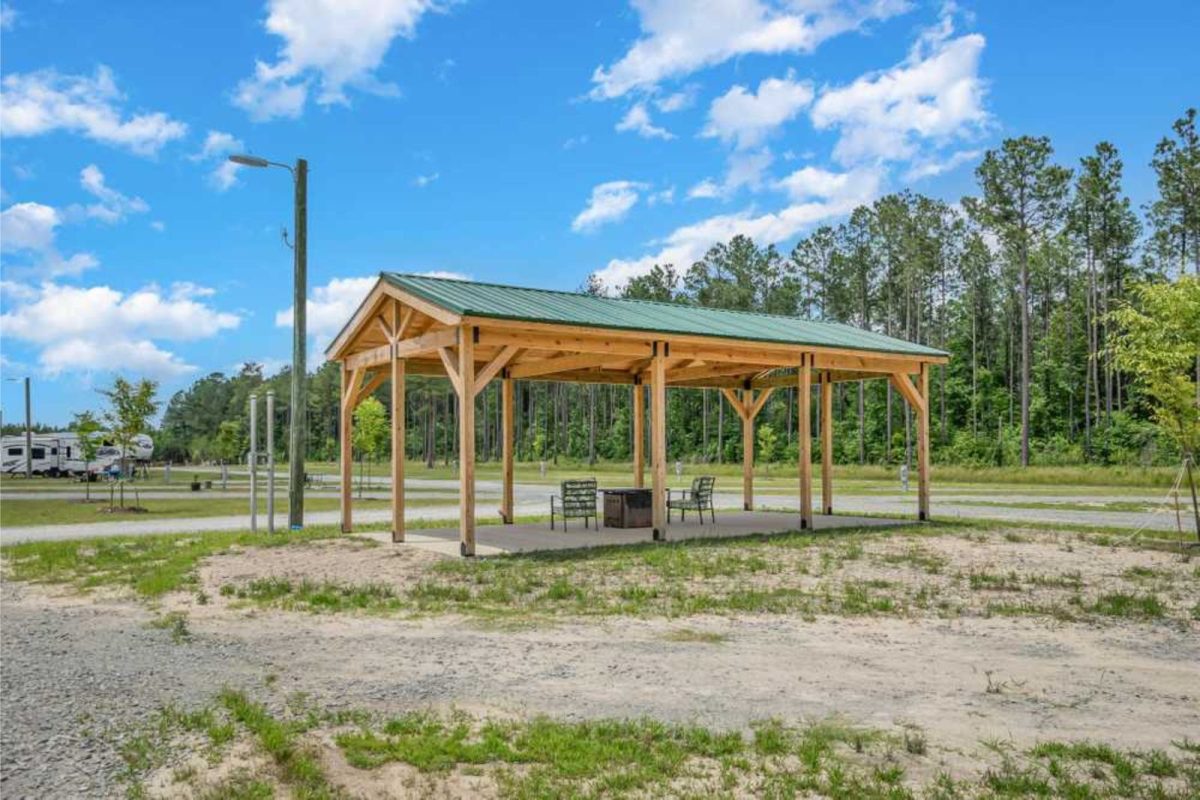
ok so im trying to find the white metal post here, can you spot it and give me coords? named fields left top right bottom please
left=249, top=393, right=258, bottom=533
left=267, top=390, right=275, bottom=534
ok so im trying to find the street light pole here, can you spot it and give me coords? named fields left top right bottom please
left=290, top=159, right=307, bottom=529
left=229, top=153, right=308, bottom=530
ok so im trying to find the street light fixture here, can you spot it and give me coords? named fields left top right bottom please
left=230, top=152, right=308, bottom=530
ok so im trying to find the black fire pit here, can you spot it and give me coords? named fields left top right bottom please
left=602, top=489, right=652, bottom=529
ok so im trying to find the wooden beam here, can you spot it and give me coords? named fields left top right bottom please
left=742, top=389, right=754, bottom=511
left=501, top=376, right=514, bottom=524
left=439, top=347, right=462, bottom=395
left=458, top=327, right=476, bottom=556
left=327, top=280, right=392, bottom=359
left=632, top=382, right=644, bottom=489
left=666, top=362, right=761, bottom=384
left=746, top=387, right=775, bottom=420
left=345, top=343, right=392, bottom=371
left=474, top=345, right=520, bottom=396
left=396, top=304, right=415, bottom=341
left=821, top=370, right=833, bottom=515
left=476, top=328, right=653, bottom=358
left=889, top=372, right=926, bottom=415
left=811, top=352, right=923, bottom=374
left=650, top=343, right=667, bottom=540
left=507, top=351, right=621, bottom=380
left=391, top=357, right=405, bottom=542
left=380, top=282, right=461, bottom=326
left=353, top=369, right=388, bottom=408
left=798, top=354, right=812, bottom=530
left=720, top=388, right=749, bottom=422
left=374, top=314, right=394, bottom=342
left=340, top=363, right=353, bottom=534
left=470, top=316, right=950, bottom=365
left=341, top=366, right=363, bottom=411
left=917, top=363, right=930, bottom=521
left=669, top=342, right=795, bottom=367
left=395, top=327, right=458, bottom=359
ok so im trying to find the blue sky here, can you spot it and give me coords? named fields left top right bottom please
left=1, top=0, right=1196, bottom=425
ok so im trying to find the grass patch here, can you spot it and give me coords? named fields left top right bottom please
left=2, top=525, right=345, bottom=597
left=1087, top=592, right=1168, bottom=619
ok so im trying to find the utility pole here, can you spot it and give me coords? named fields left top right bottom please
left=228, top=152, right=308, bottom=531
left=290, top=158, right=307, bottom=529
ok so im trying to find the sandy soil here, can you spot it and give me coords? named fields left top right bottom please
left=4, top=526, right=1198, bottom=798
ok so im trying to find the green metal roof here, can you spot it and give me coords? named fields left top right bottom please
left=380, top=272, right=947, bottom=359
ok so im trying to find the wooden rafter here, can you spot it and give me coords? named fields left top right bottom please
left=473, top=345, right=521, bottom=397
left=889, top=372, right=926, bottom=414
left=508, top=351, right=619, bottom=380
left=438, top=347, right=462, bottom=394
left=354, top=370, right=388, bottom=407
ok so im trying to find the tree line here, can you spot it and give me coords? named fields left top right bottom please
left=156, top=109, right=1198, bottom=471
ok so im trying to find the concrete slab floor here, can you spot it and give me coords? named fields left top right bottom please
left=359, top=510, right=910, bottom=556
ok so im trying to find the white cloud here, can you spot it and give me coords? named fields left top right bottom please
left=811, top=11, right=988, bottom=165
left=703, top=72, right=814, bottom=150
left=563, top=134, right=589, bottom=150
left=596, top=165, right=882, bottom=288
left=233, top=0, right=443, bottom=120
left=647, top=186, right=675, bottom=206
left=0, top=4, right=16, bottom=31
left=76, top=164, right=149, bottom=223
left=0, top=202, right=98, bottom=277
left=0, top=281, right=241, bottom=378
left=687, top=149, right=774, bottom=200
left=0, top=66, right=187, bottom=156
left=572, top=181, right=648, bottom=233
left=1, top=202, right=59, bottom=252
left=591, top=0, right=911, bottom=99
left=150, top=221, right=166, bottom=232
left=615, top=103, right=674, bottom=140
left=654, top=87, right=697, bottom=113
left=903, top=147, right=981, bottom=180
left=412, top=172, right=439, bottom=188
left=190, top=130, right=246, bottom=191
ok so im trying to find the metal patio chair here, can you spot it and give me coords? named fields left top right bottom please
left=550, top=478, right=599, bottom=530
left=667, top=475, right=716, bottom=524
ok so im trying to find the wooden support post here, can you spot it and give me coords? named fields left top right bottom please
left=632, top=381, right=645, bottom=489
left=742, top=389, right=754, bottom=511
left=391, top=354, right=405, bottom=542
left=339, top=363, right=353, bottom=533
left=650, top=342, right=667, bottom=540
left=821, top=371, right=833, bottom=515
left=458, top=326, right=476, bottom=555
left=798, top=354, right=812, bottom=530
left=501, top=375, right=514, bottom=524
left=917, top=362, right=930, bottom=521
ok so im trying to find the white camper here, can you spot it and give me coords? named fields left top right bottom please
left=1, top=436, right=87, bottom=477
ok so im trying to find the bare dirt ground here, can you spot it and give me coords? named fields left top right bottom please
left=2, top=526, right=1198, bottom=798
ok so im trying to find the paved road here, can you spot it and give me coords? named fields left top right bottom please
left=1, top=478, right=1190, bottom=543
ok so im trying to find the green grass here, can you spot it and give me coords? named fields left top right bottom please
left=117, top=688, right=1200, bottom=799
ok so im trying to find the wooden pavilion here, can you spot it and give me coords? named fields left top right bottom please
left=326, top=273, right=948, bottom=556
